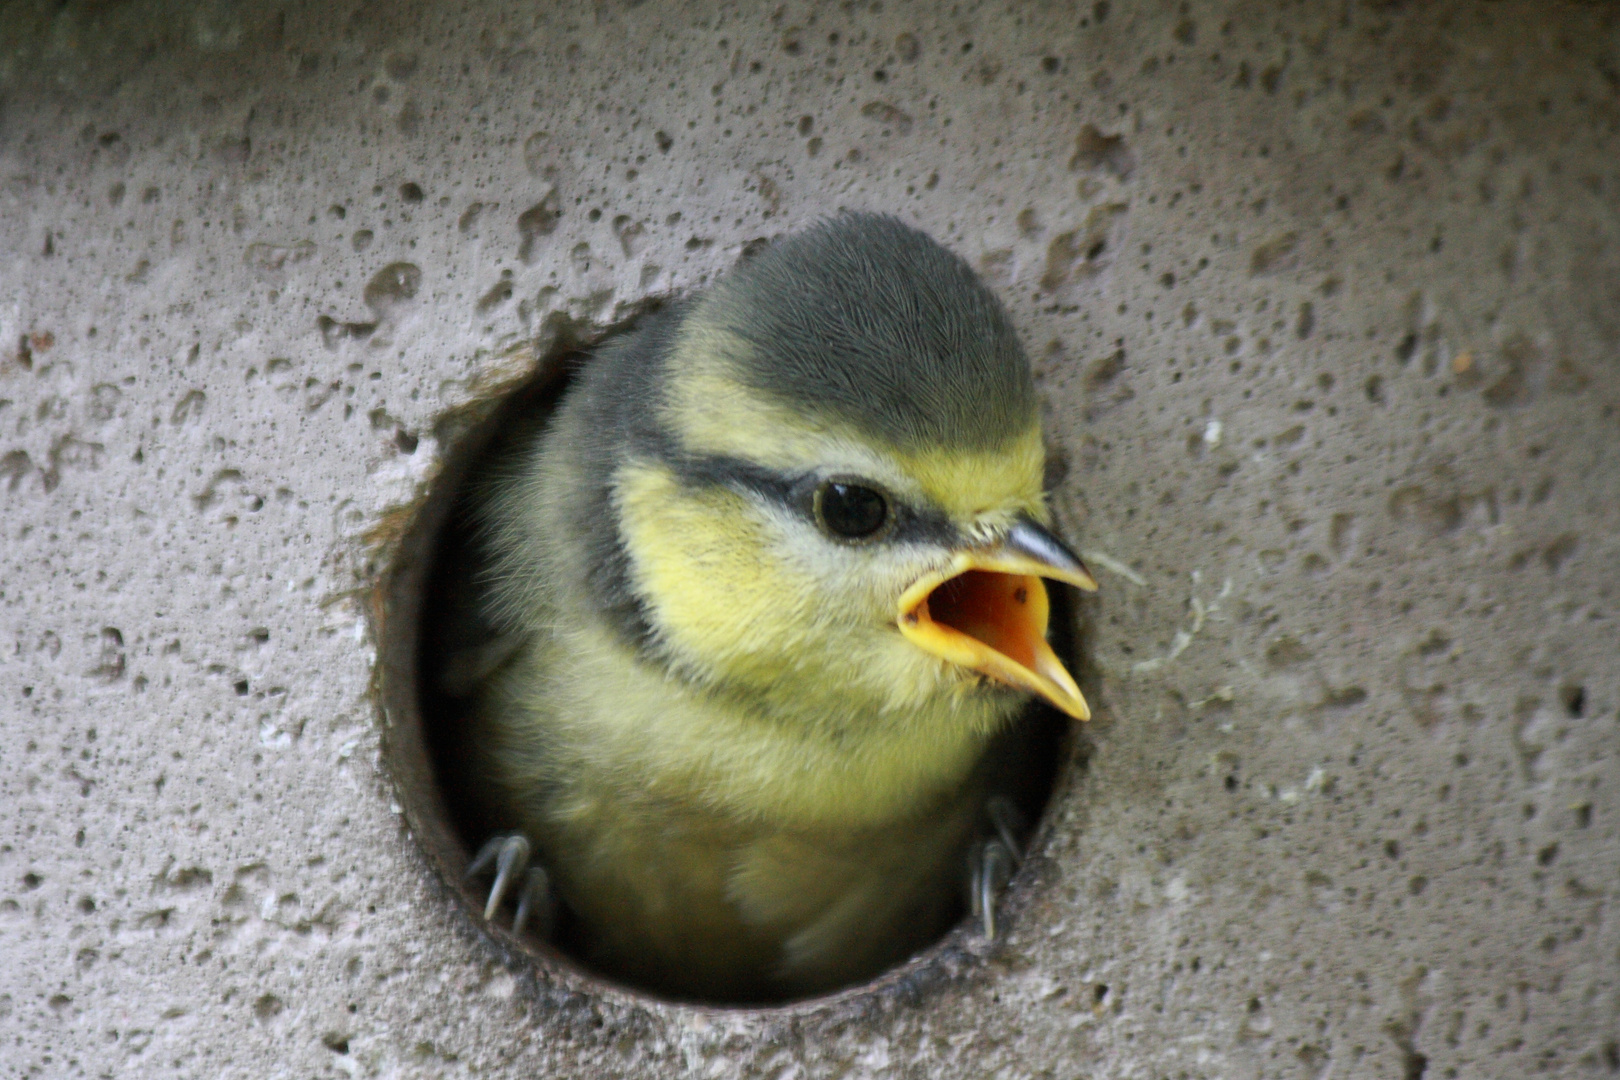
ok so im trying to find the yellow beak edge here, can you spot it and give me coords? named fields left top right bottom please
left=897, top=535, right=1097, bottom=721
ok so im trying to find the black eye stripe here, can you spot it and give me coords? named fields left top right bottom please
left=663, top=452, right=960, bottom=546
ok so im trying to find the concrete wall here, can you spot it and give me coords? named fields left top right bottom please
left=2, top=1, right=1617, bottom=1076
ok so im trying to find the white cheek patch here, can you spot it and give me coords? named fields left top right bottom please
left=748, top=496, right=948, bottom=626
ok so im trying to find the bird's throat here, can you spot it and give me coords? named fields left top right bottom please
left=898, top=559, right=1089, bottom=721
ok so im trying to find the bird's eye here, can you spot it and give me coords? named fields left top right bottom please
left=814, top=480, right=890, bottom=541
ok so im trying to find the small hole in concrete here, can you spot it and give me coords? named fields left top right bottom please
left=382, top=234, right=1089, bottom=1010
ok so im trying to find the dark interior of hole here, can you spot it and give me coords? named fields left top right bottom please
left=417, top=363, right=571, bottom=850
left=412, top=346, right=1086, bottom=1006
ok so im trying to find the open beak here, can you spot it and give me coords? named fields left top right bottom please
left=897, top=514, right=1098, bottom=720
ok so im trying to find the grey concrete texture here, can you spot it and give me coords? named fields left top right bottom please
left=2, top=0, right=1617, bottom=1076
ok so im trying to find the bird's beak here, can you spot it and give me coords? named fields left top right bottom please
left=897, top=514, right=1098, bottom=721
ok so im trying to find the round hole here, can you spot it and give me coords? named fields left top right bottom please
left=377, top=283, right=1092, bottom=1013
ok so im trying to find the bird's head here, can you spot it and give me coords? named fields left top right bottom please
left=610, top=214, right=1096, bottom=739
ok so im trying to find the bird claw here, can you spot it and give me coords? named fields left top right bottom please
left=969, top=796, right=1029, bottom=940
left=466, top=833, right=555, bottom=939
left=986, top=795, right=1026, bottom=862
left=969, top=837, right=1017, bottom=940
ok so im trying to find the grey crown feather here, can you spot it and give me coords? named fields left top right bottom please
left=705, top=212, right=1037, bottom=453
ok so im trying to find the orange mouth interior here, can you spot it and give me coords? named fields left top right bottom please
left=899, top=562, right=1089, bottom=720
left=928, top=571, right=1042, bottom=671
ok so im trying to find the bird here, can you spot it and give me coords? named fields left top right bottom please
left=444, top=212, right=1098, bottom=1003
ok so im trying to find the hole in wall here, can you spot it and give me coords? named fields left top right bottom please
left=379, top=299, right=1090, bottom=1013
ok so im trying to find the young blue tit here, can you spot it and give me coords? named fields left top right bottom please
left=453, top=212, right=1097, bottom=1002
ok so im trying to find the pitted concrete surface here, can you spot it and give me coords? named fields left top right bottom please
left=3, top=1, right=1618, bottom=1076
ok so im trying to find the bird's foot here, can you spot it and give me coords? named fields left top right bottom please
left=969, top=796, right=1028, bottom=940
left=466, top=833, right=554, bottom=938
